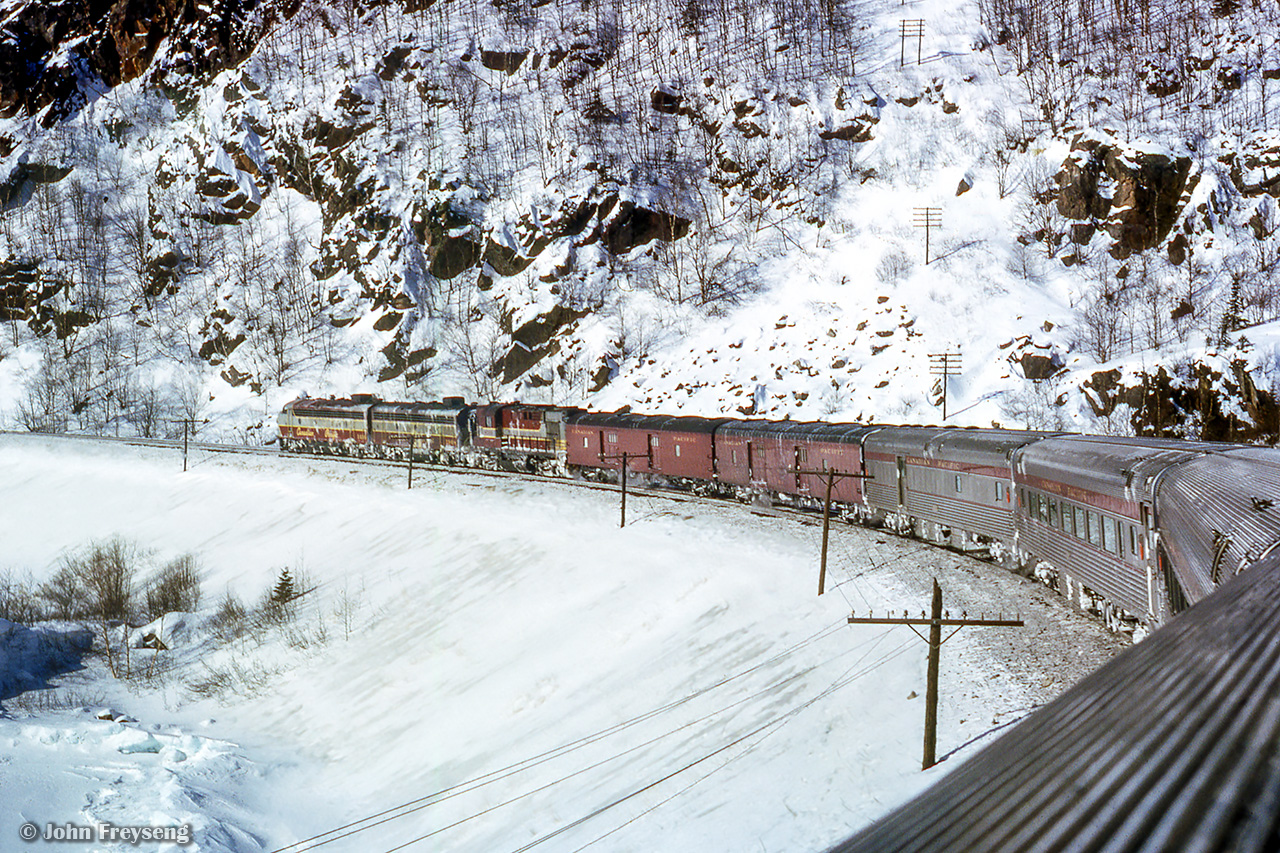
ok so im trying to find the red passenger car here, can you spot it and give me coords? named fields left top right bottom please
left=715, top=421, right=877, bottom=506
left=565, top=412, right=729, bottom=485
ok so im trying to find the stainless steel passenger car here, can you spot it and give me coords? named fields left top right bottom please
left=1156, top=446, right=1280, bottom=607
left=1011, top=435, right=1223, bottom=622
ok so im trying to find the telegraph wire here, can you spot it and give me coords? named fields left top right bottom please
left=563, top=637, right=919, bottom=853
left=267, top=617, right=864, bottom=853
left=491, top=637, right=919, bottom=853
left=285, top=628, right=896, bottom=852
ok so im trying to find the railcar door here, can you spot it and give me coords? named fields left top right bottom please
left=747, top=441, right=755, bottom=481
left=897, top=456, right=907, bottom=508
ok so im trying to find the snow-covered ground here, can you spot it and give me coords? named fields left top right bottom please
left=0, top=433, right=1121, bottom=851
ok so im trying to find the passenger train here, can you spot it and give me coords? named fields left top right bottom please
left=277, top=394, right=1280, bottom=633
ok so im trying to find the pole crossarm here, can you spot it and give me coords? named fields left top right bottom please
left=846, top=579, right=1025, bottom=770
left=787, top=468, right=873, bottom=596
left=847, top=616, right=1025, bottom=627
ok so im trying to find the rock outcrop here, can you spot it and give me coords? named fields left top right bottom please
left=1055, top=135, right=1195, bottom=259
left=0, top=0, right=277, bottom=123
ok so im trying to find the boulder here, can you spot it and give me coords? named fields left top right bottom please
left=480, top=49, right=528, bottom=74
left=496, top=305, right=590, bottom=383
left=601, top=201, right=690, bottom=255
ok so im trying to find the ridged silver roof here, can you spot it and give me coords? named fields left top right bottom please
left=829, top=554, right=1280, bottom=853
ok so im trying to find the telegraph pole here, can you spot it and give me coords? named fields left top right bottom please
left=407, top=434, right=415, bottom=490
left=913, top=207, right=942, bottom=264
left=171, top=418, right=195, bottom=472
left=899, top=19, right=925, bottom=67
left=847, top=579, right=1024, bottom=769
left=929, top=351, right=963, bottom=420
left=789, top=467, right=873, bottom=596
left=600, top=451, right=633, bottom=527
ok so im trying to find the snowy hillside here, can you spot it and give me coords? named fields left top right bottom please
left=0, top=433, right=1122, bottom=850
left=0, top=0, right=1277, bottom=440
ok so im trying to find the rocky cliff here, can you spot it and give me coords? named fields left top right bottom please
left=0, top=0, right=1277, bottom=442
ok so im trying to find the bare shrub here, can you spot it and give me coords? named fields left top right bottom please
left=1000, top=380, right=1068, bottom=430
left=187, top=657, right=284, bottom=699
left=876, top=249, right=915, bottom=285
left=67, top=538, right=139, bottom=621
left=0, top=569, right=45, bottom=624
left=144, top=554, right=203, bottom=619
left=4, top=688, right=106, bottom=716
left=39, top=564, right=89, bottom=621
left=211, top=590, right=249, bottom=641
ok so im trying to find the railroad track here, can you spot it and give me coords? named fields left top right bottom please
left=2, top=429, right=849, bottom=528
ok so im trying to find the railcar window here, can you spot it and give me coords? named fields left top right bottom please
left=1075, top=506, right=1087, bottom=539
left=1087, top=511, right=1101, bottom=547
left=675, top=445, right=682, bottom=457
left=1130, top=526, right=1137, bottom=555
left=608, top=434, right=618, bottom=443
left=583, top=437, right=589, bottom=448
left=1039, top=494, right=1050, bottom=524
left=1048, top=499, right=1058, bottom=527
left=955, top=475, right=963, bottom=493
left=995, top=482, right=1005, bottom=502
left=1103, top=516, right=1119, bottom=555
left=1062, top=502, right=1075, bottom=536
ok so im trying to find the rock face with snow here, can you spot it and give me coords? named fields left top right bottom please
left=0, top=0, right=1278, bottom=441
left=0, top=0, right=270, bottom=122
left=1055, top=136, right=1195, bottom=260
